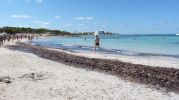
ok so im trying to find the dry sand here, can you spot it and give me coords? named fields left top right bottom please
left=0, top=43, right=179, bottom=100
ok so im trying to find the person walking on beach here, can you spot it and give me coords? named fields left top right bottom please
left=3, top=34, right=6, bottom=43
left=0, top=35, right=3, bottom=48
left=94, top=35, right=100, bottom=52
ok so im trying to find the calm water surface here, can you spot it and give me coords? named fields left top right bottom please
left=31, top=34, right=179, bottom=57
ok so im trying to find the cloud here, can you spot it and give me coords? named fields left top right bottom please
left=33, top=21, right=49, bottom=25
left=55, top=16, right=61, bottom=19
left=35, top=0, right=43, bottom=3
left=11, top=15, right=31, bottom=18
left=73, top=17, right=94, bottom=20
left=33, top=20, right=50, bottom=28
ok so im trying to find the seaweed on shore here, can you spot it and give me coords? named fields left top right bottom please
left=0, top=76, right=11, bottom=84
left=5, top=43, right=179, bottom=93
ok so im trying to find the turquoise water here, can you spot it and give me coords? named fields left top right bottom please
left=32, top=34, right=179, bottom=57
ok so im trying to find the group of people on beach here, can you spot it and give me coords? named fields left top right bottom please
left=0, top=33, right=36, bottom=48
left=1, top=32, right=100, bottom=52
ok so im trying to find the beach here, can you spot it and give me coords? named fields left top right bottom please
left=1, top=0, right=179, bottom=99
left=0, top=41, right=179, bottom=100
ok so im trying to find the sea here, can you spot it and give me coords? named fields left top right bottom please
left=31, top=34, right=179, bottom=58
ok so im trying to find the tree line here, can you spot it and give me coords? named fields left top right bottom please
left=0, top=26, right=115, bottom=36
left=0, top=26, right=78, bottom=36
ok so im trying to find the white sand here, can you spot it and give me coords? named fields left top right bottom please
left=0, top=45, right=179, bottom=100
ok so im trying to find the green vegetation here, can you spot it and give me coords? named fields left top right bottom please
left=0, top=26, right=115, bottom=36
left=0, top=26, right=78, bottom=36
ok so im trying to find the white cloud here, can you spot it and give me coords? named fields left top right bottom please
left=73, top=17, right=94, bottom=20
left=35, top=0, right=43, bottom=3
left=33, top=20, right=50, bottom=28
left=55, top=16, right=61, bottom=19
left=11, top=15, right=31, bottom=18
left=33, top=21, right=49, bottom=25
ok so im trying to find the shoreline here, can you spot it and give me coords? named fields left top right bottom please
left=5, top=42, right=179, bottom=93
left=32, top=35, right=179, bottom=58
left=31, top=36, right=179, bottom=69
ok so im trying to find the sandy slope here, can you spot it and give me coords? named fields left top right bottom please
left=0, top=47, right=179, bottom=100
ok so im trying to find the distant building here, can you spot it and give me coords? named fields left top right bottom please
left=94, top=31, right=105, bottom=36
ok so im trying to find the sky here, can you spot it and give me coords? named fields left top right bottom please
left=0, top=0, right=179, bottom=34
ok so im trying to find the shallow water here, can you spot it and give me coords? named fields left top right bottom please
left=31, top=34, right=179, bottom=57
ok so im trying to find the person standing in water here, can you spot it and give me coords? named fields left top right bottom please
left=94, top=35, right=100, bottom=52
